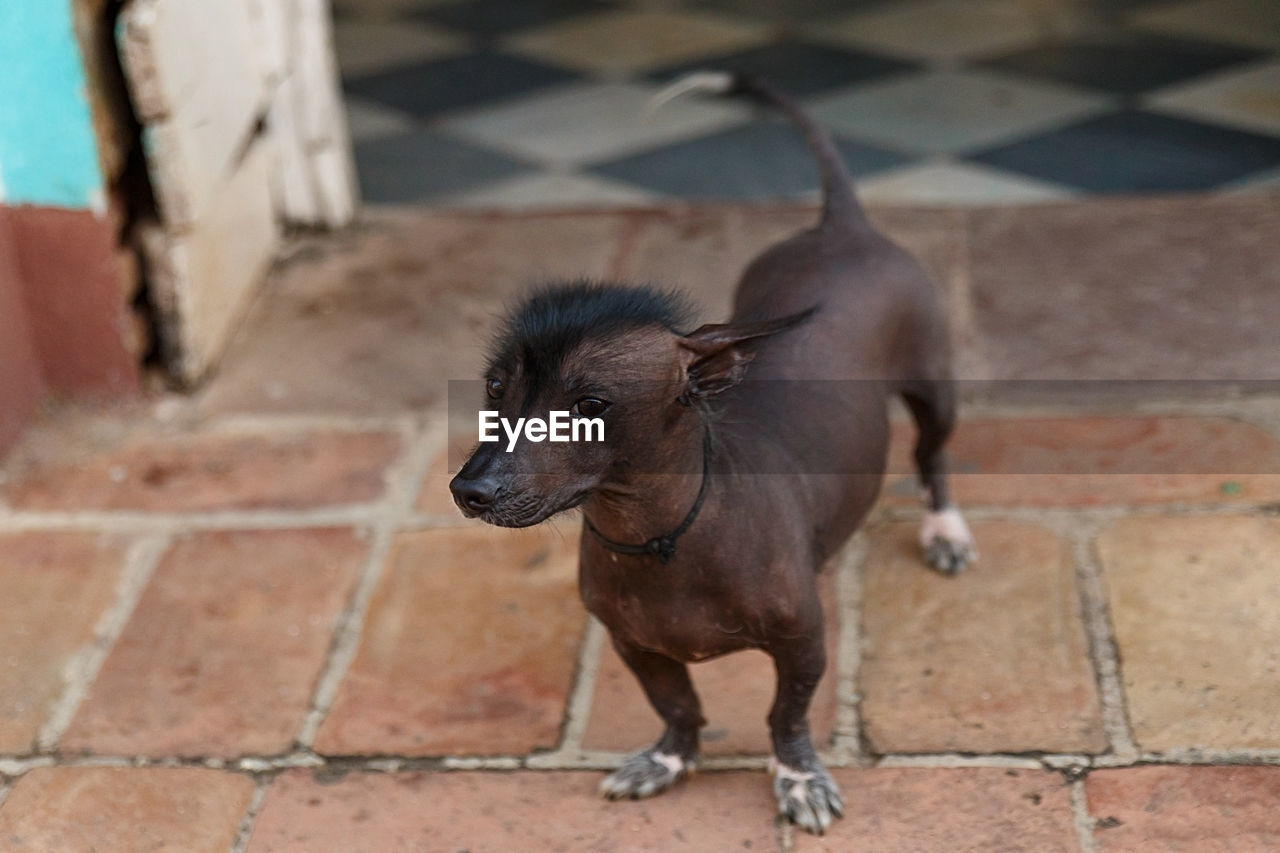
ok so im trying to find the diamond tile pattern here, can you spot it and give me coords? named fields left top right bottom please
left=443, top=82, right=751, bottom=166
left=502, top=10, right=769, bottom=75
left=354, top=128, right=534, bottom=202
left=970, top=110, right=1280, bottom=193
left=333, top=0, right=460, bottom=17
left=1133, top=0, right=1280, bottom=52
left=1226, top=164, right=1280, bottom=191
left=344, top=96, right=416, bottom=142
left=330, top=0, right=1280, bottom=207
left=649, top=40, right=919, bottom=98
left=589, top=120, right=913, bottom=200
left=420, top=0, right=615, bottom=35
left=1147, top=58, right=1280, bottom=136
left=693, top=0, right=886, bottom=23
left=807, top=70, right=1115, bottom=155
left=857, top=161, right=1077, bottom=206
left=810, top=0, right=1068, bottom=63
left=344, top=52, right=581, bottom=118
left=332, top=20, right=466, bottom=76
left=980, top=32, right=1263, bottom=95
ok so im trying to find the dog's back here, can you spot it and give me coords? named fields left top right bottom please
left=664, top=74, right=955, bottom=548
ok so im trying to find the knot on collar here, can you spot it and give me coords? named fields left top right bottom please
left=646, top=535, right=677, bottom=564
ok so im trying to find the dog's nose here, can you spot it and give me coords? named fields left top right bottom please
left=449, top=474, right=500, bottom=516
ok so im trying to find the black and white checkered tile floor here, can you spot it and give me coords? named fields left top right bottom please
left=333, top=0, right=1280, bottom=207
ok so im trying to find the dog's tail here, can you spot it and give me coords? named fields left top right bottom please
left=650, top=71, right=865, bottom=228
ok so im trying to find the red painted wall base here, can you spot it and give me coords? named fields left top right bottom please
left=0, top=205, right=141, bottom=456
left=0, top=210, right=43, bottom=453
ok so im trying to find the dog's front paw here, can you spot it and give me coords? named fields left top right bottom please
left=771, top=759, right=844, bottom=835
left=600, top=749, right=692, bottom=800
left=920, top=506, right=976, bottom=574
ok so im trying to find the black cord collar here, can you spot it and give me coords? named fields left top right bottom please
left=584, top=431, right=713, bottom=565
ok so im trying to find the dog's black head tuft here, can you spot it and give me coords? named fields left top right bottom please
left=487, top=280, right=692, bottom=377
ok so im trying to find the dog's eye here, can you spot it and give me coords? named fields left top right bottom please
left=485, top=378, right=504, bottom=400
left=573, top=397, right=609, bottom=417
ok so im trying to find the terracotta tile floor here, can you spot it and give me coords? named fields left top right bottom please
left=2, top=196, right=1280, bottom=851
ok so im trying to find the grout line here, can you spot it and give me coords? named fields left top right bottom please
left=0, top=757, right=54, bottom=777
left=875, top=754, right=1045, bottom=770
left=228, top=776, right=270, bottom=853
left=443, top=757, right=523, bottom=770
left=130, top=391, right=1280, bottom=437
left=294, top=509, right=401, bottom=749
left=0, top=507, right=385, bottom=534
left=1042, top=754, right=1093, bottom=771
left=525, top=751, right=621, bottom=771
left=946, top=205, right=995, bottom=383
left=1137, top=749, right=1280, bottom=765
left=196, top=411, right=434, bottom=435
left=1, top=748, right=1279, bottom=773
left=1070, top=780, right=1099, bottom=853
left=36, top=534, right=172, bottom=752
left=235, top=752, right=325, bottom=773
left=185, top=381, right=1280, bottom=425
left=114, top=394, right=1280, bottom=444
left=875, top=500, right=1276, bottom=526
left=680, top=755, right=770, bottom=771
left=562, top=617, right=607, bottom=754
left=356, top=758, right=411, bottom=773
left=529, top=750, right=772, bottom=772
left=523, top=614, right=604, bottom=770
left=951, top=393, right=1280, bottom=422
left=3, top=498, right=1263, bottom=535
left=295, top=419, right=443, bottom=749
left=5, top=401, right=1277, bottom=535
left=1070, top=519, right=1139, bottom=762
left=456, top=753, right=774, bottom=772
left=830, top=534, right=866, bottom=766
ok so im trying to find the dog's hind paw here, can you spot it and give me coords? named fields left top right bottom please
left=600, top=749, right=692, bottom=800
left=771, top=759, right=844, bottom=836
left=920, top=506, right=976, bottom=574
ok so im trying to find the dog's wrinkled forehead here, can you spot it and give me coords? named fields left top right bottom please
left=486, top=281, right=690, bottom=386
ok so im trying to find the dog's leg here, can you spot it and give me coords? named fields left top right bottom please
left=902, top=381, right=976, bottom=573
left=767, top=633, right=843, bottom=835
left=599, top=638, right=704, bottom=800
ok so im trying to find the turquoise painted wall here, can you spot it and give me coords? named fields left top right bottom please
left=0, top=1, right=104, bottom=210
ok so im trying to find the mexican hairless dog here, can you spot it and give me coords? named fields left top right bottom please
left=450, top=72, right=975, bottom=834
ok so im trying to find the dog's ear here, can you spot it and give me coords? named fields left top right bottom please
left=677, top=307, right=816, bottom=401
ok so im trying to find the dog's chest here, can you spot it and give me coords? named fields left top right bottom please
left=580, top=560, right=759, bottom=661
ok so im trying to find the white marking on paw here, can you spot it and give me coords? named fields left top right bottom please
left=651, top=752, right=685, bottom=775
left=771, top=758, right=815, bottom=784
left=920, top=505, right=973, bottom=550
